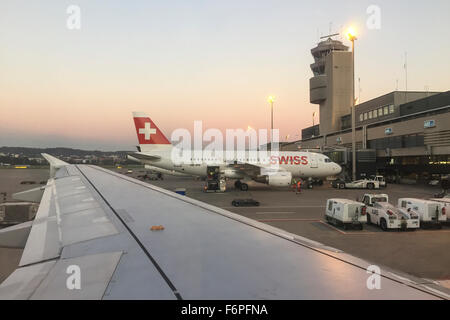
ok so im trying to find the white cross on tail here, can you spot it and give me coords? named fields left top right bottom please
left=139, top=122, right=156, bottom=140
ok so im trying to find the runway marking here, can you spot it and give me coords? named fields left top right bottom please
left=255, top=212, right=296, bottom=215
left=317, top=221, right=450, bottom=235
left=221, top=205, right=326, bottom=209
left=399, top=230, right=450, bottom=234
left=318, top=221, right=347, bottom=234
left=256, top=218, right=378, bottom=234
left=257, top=218, right=320, bottom=222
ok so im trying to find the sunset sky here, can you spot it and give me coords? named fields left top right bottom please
left=1, top=0, right=449, bottom=151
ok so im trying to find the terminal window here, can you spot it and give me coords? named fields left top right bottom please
left=389, top=105, right=395, bottom=114
left=384, top=106, right=389, bottom=115
left=373, top=109, right=378, bottom=118
left=359, top=114, right=363, bottom=122
left=378, top=108, right=383, bottom=117
left=368, top=111, right=373, bottom=119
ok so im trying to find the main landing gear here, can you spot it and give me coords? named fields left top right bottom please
left=234, top=180, right=249, bottom=191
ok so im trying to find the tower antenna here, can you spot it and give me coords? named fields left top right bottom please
left=320, top=33, right=339, bottom=40
left=404, top=52, right=408, bottom=102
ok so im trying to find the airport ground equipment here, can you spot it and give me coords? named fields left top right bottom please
left=362, top=194, right=420, bottom=231
left=138, top=172, right=163, bottom=181
left=339, top=179, right=380, bottom=190
left=0, top=202, right=38, bottom=226
left=204, top=166, right=226, bottom=192
left=428, top=196, right=450, bottom=223
left=20, top=181, right=36, bottom=185
left=231, top=199, right=260, bottom=207
left=331, top=178, right=346, bottom=189
left=369, top=175, right=386, bottom=188
left=174, top=188, right=186, bottom=196
left=398, top=198, right=446, bottom=228
left=325, top=199, right=367, bottom=230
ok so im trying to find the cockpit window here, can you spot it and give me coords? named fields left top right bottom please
left=324, top=158, right=331, bottom=163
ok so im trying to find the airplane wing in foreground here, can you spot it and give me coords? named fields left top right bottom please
left=0, top=154, right=448, bottom=299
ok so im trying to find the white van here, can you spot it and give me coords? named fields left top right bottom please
left=370, top=175, right=386, bottom=188
left=398, top=198, right=446, bottom=228
left=325, top=199, right=367, bottom=230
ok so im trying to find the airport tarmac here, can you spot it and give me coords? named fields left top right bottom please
left=1, top=167, right=449, bottom=286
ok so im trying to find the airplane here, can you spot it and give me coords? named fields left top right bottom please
left=130, top=112, right=342, bottom=191
left=0, top=153, right=448, bottom=299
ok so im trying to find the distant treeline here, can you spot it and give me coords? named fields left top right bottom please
left=0, top=156, right=44, bottom=166
left=0, top=147, right=129, bottom=158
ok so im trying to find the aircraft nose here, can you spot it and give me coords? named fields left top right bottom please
left=334, top=164, right=342, bottom=174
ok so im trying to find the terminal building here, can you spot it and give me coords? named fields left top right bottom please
left=283, top=37, right=450, bottom=183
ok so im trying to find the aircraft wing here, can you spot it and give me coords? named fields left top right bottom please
left=128, top=152, right=161, bottom=162
left=0, top=156, right=448, bottom=299
left=227, top=161, right=283, bottom=178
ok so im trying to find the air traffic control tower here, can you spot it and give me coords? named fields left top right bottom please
left=310, top=37, right=353, bottom=136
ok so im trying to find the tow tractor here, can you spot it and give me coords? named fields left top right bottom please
left=204, top=166, right=226, bottom=193
left=361, top=194, right=420, bottom=231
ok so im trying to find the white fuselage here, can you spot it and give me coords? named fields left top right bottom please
left=135, top=147, right=342, bottom=180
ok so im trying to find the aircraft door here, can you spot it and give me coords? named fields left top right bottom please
left=309, top=154, right=318, bottom=168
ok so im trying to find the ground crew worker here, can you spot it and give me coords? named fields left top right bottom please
left=292, top=179, right=297, bottom=192
left=296, top=180, right=302, bottom=194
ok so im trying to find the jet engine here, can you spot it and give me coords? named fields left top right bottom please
left=253, top=172, right=292, bottom=187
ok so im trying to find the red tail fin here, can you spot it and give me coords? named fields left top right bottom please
left=132, top=112, right=171, bottom=145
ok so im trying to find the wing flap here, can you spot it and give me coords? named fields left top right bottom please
left=19, top=173, right=119, bottom=267
left=19, top=183, right=60, bottom=266
left=30, top=252, right=123, bottom=300
left=0, top=221, right=33, bottom=248
left=60, top=207, right=118, bottom=247
left=0, top=260, right=56, bottom=300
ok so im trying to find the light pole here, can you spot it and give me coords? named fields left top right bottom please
left=347, top=28, right=357, bottom=181
left=268, top=96, right=275, bottom=143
